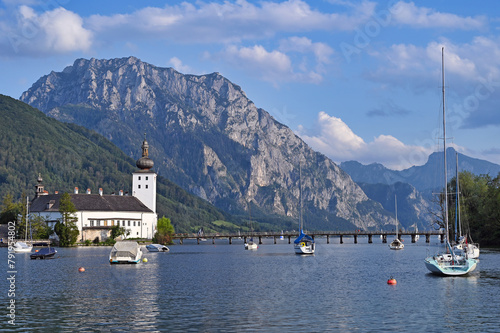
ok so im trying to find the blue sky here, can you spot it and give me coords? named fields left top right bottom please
left=1, top=0, right=500, bottom=169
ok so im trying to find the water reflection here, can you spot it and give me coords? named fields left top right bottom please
left=1, top=242, right=499, bottom=332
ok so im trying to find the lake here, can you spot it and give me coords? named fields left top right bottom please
left=2, top=236, right=500, bottom=332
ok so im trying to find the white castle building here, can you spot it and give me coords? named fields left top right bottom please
left=30, top=137, right=158, bottom=242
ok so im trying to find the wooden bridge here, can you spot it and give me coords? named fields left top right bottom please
left=173, top=230, right=445, bottom=245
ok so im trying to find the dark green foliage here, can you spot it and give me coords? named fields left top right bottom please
left=0, top=194, right=22, bottom=225
left=153, top=216, right=175, bottom=244
left=56, top=192, right=79, bottom=246
left=110, top=225, right=126, bottom=240
left=448, top=171, right=500, bottom=247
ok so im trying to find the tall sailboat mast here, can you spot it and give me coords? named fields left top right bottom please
left=442, top=47, right=449, bottom=246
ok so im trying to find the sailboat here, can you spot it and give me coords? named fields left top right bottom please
left=294, top=163, right=315, bottom=254
left=244, top=201, right=258, bottom=250
left=197, top=227, right=207, bottom=242
left=389, top=195, right=404, bottom=250
left=424, top=47, right=478, bottom=276
left=14, top=196, right=33, bottom=253
left=452, top=153, right=480, bottom=258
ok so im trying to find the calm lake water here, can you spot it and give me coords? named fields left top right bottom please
left=1, top=236, right=500, bottom=332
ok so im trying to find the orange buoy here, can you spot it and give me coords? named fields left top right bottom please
left=78, top=267, right=85, bottom=272
left=387, top=277, right=397, bottom=285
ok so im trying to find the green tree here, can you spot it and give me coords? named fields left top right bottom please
left=110, top=225, right=127, bottom=240
left=30, top=215, right=52, bottom=240
left=153, top=216, right=175, bottom=245
left=0, top=193, right=22, bottom=225
left=54, top=193, right=79, bottom=246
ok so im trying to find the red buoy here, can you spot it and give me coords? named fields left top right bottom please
left=387, top=277, right=397, bottom=285
left=78, top=267, right=85, bottom=272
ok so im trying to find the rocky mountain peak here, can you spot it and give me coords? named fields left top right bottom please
left=21, top=56, right=395, bottom=230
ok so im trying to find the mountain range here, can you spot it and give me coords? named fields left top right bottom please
left=340, top=148, right=500, bottom=192
left=20, top=56, right=396, bottom=231
left=17, top=56, right=500, bottom=232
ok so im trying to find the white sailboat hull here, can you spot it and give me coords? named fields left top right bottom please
left=424, top=254, right=477, bottom=276
left=454, top=243, right=480, bottom=259
left=389, top=239, right=404, bottom=250
left=294, top=242, right=315, bottom=254
left=245, top=242, right=258, bottom=250
left=13, top=242, right=33, bottom=253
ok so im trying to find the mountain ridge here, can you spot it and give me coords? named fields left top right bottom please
left=20, top=56, right=395, bottom=231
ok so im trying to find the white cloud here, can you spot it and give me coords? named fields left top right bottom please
left=0, top=6, right=92, bottom=56
left=389, top=1, right=487, bottom=30
left=298, top=111, right=430, bottom=170
left=168, top=57, right=193, bottom=74
left=279, top=36, right=334, bottom=64
left=85, top=0, right=376, bottom=44
left=219, top=43, right=330, bottom=84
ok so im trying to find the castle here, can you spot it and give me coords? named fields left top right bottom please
left=30, top=137, right=158, bottom=242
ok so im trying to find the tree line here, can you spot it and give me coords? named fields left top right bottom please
left=431, top=171, right=500, bottom=247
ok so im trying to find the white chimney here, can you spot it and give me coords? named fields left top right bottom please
left=86, top=188, right=91, bottom=194
left=74, top=187, right=79, bottom=194
left=99, top=188, right=103, bottom=196
left=119, top=190, right=124, bottom=196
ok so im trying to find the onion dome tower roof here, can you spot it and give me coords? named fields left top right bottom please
left=136, top=134, right=154, bottom=171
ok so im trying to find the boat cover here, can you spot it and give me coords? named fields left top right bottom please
left=294, top=230, right=314, bottom=244
left=110, top=241, right=140, bottom=258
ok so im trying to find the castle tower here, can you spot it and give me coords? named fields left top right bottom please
left=35, top=173, right=47, bottom=198
left=132, top=134, right=157, bottom=213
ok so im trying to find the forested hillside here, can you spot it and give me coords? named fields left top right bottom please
left=0, top=94, right=230, bottom=233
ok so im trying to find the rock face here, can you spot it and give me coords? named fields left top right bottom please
left=21, top=56, right=394, bottom=230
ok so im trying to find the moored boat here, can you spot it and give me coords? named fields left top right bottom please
left=13, top=241, right=33, bottom=253
left=293, top=163, right=315, bottom=255
left=389, top=196, right=404, bottom=250
left=109, top=241, right=143, bottom=264
left=30, top=247, right=57, bottom=259
left=423, top=47, right=477, bottom=276
left=146, top=243, right=170, bottom=252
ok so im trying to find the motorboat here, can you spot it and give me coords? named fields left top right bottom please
left=30, top=247, right=57, bottom=259
left=146, top=244, right=170, bottom=252
left=109, top=241, right=143, bottom=264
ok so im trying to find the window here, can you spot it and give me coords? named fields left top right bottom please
left=96, top=221, right=100, bottom=227
left=145, top=185, right=148, bottom=189
left=90, top=220, right=94, bottom=227
left=138, top=176, right=141, bottom=180
left=128, top=221, right=130, bottom=226
left=146, top=176, right=148, bottom=180
left=138, top=185, right=141, bottom=189
left=133, top=221, right=136, bottom=227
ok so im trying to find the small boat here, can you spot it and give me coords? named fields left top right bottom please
left=389, top=196, right=404, bottom=250
left=109, top=241, right=143, bottom=264
left=30, top=247, right=57, bottom=259
left=293, top=163, right=315, bottom=255
left=244, top=238, right=258, bottom=250
left=424, top=47, right=477, bottom=276
left=294, top=230, right=315, bottom=254
left=146, top=244, right=170, bottom=252
left=197, top=228, right=207, bottom=241
left=244, top=201, right=258, bottom=250
left=13, top=241, right=33, bottom=253
left=15, top=197, right=33, bottom=253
